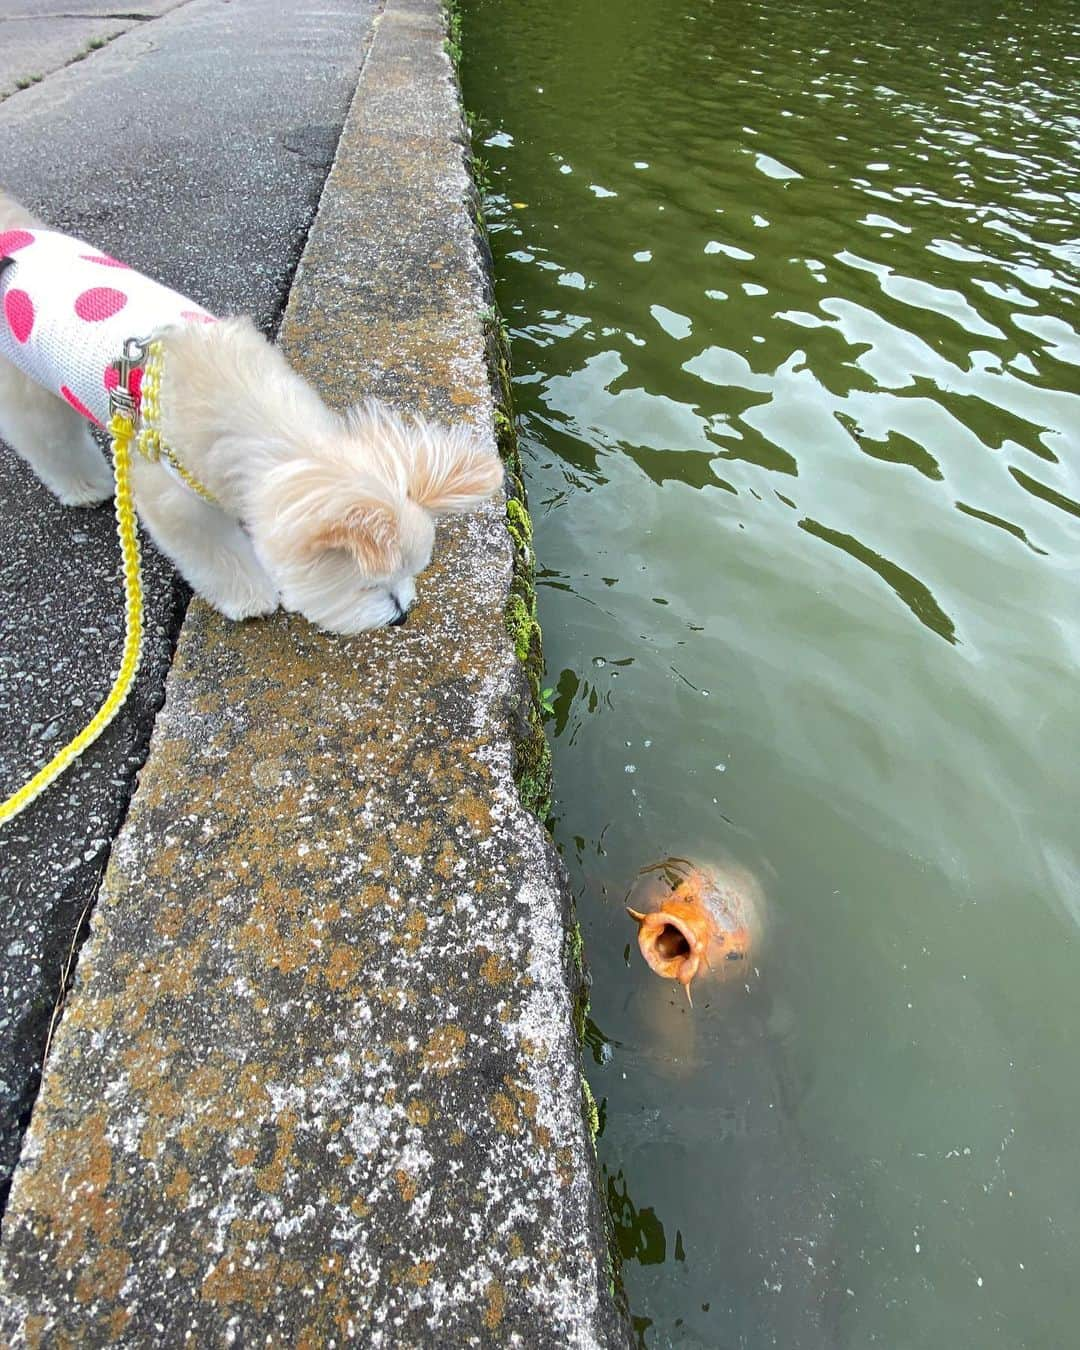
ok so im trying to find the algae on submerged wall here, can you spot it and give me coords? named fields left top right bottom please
left=451, top=6, right=633, bottom=1327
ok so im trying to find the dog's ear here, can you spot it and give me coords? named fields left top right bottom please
left=305, top=500, right=402, bottom=576
left=407, top=426, right=504, bottom=517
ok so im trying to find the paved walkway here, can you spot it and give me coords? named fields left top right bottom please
left=0, top=0, right=187, bottom=100
left=0, top=0, right=378, bottom=1202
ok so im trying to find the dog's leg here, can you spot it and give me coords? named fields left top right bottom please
left=0, top=359, right=114, bottom=506
left=130, top=456, right=279, bottom=620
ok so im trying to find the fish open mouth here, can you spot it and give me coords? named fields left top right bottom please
left=627, top=906, right=702, bottom=996
left=625, top=861, right=759, bottom=1004
left=654, top=923, right=692, bottom=961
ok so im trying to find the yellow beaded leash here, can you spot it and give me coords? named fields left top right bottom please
left=0, top=409, right=143, bottom=826
left=1, top=339, right=217, bottom=826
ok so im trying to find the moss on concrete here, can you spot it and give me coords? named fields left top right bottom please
left=456, top=27, right=634, bottom=1336
left=460, top=83, right=636, bottom=1348
left=448, top=0, right=550, bottom=821
left=582, top=1076, right=600, bottom=1141
left=482, top=310, right=552, bottom=823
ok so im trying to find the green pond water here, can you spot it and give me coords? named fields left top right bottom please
left=460, top=2, right=1080, bottom=1345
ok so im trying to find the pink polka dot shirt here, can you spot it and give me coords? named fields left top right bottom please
left=0, top=227, right=215, bottom=427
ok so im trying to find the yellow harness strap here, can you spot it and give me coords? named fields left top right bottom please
left=0, top=339, right=214, bottom=827
left=137, top=340, right=217, bottom=503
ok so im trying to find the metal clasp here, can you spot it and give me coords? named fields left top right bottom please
left=107, top=336, right=150, bottom=420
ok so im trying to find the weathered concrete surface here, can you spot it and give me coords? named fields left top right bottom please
left=0, top=0, right=188, bottom=100
left=0, top=0, right=379, bottom=1205
left=0, top=0, right=627, bottom=1343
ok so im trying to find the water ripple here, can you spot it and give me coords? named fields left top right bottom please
left=463, top=0, right=1080, bottom=1344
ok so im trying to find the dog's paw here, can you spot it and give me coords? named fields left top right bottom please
left=208, top=577, right=280, bottom=622
left=54, top=462, right=115, bottom=508
left=51, top=425, right=116, bottom=506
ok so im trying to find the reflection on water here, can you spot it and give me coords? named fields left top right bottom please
left=606, top=1166, right=669, bottom=1268
left=461, top=0, right=1080, bottom=1344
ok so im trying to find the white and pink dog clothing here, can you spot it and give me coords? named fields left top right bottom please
left=0, top=226, right=214, bottom=427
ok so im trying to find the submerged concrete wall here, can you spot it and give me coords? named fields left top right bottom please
left=0, top=1, right=627, bottom=1343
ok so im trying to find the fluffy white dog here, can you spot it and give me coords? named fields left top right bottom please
left=0, top=191, right=503, bottom=633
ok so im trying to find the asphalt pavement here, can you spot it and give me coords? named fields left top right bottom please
left=0, top=0, right=378, bottom=1203
left=0, top=1, right=186, bottom=100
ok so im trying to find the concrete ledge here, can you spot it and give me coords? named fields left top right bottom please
left=0, top=1, right=626, bottom=1343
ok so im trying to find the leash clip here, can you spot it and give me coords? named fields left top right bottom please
left=108, top=336, right=150, bottom=423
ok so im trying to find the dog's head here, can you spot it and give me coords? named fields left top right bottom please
left=247, top=401, right=503, bottom=634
